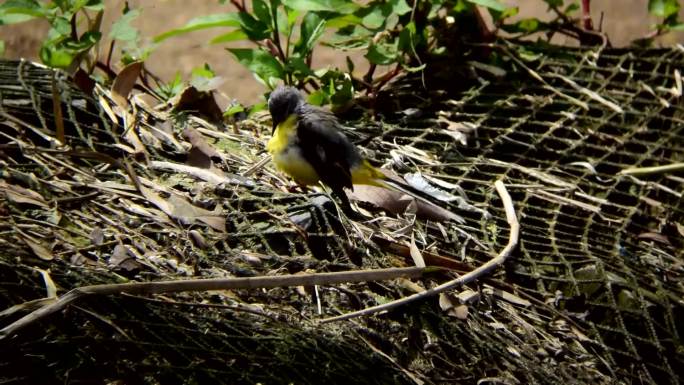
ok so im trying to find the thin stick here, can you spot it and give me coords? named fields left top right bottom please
left=320, top=179, right=518, bottom=323
left=0, top=267, right=426, bottom=340
left=619, top=162, right=684, bottom=176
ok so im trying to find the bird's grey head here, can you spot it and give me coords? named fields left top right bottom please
left=268, top=86, right=304, bottom=133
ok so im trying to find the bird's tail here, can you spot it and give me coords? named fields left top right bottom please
left=351, top=161, right=465, bottom=223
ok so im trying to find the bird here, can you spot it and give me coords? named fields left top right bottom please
left=266, top=86, right=390, bottom=209
left=266, top=85, right=462, bottom=222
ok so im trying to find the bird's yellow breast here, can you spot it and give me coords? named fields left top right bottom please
left=267, top=114, right=321, bottom=186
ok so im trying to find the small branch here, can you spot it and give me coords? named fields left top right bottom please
left=320, top=179, right=518, bottom=323
left=230, top=0, right=247, bottom=13
left=0, top=267, right=427, bottom=340
left=270, top=4, right=287, bottom=62
left=105, top=40, right=115, bottom=70
left=363, top=64, right=377, bottom=88
left=619, top=162, right=684, bottom=176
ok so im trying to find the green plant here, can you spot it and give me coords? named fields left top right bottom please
left=0, top=0, right=105, bottom=69
left=155, top=0, right=523, bottom=109
left=645, top=0, right=684, bottom=39
left=0, top=0, right=149, bottom=75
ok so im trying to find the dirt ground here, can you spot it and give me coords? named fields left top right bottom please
left=1, top=0, right=682, bottom=105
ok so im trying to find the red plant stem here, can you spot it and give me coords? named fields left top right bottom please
left=582, top=0, right=593, bottom=31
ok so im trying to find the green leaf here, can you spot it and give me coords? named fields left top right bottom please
left=389, top=0, right=411, bottom=15
left=466, top=0, right=507, bottom=12
left=307, top=89, right=328, bottom=105
left=154, top=13, right=241, bottom=42
left=365, top=42, right=398, bottom=65
left=248, top=101, right=268, bottom=116
left=516, top=18, right=540, bottom=32
left=285, top=56, right=314, bottom=77
left=492, top=6, right=518, bottom=20
left=109, top=8, right=140, bottom=42
left=157, top=72, right=184, bottom=100
left=294, top=12, right=326, bottom=56
left=398, top=21, right=417, bottom=52
left=325, top=13, right=361, bottom=28
left=542, top=0, right=563, bottom=7
left=648, top=0, right=679, bottom=18
left=228, top=48, right=285, bottom=84
left=0, top=40, right=5, bottom=57
left=252, top=0, right=271, bottom=24
left=564, top=2, right=579, bottom=14
left=0, top=0, right=45, bottom=24
left=237, top=12, right=271, bottom=40
left=669, top=22, right=684, bottom=31
left=51, top=15, right=71, bottom=35
left=65, top=31, right=101, bottom=51
left=84, top=0, right=104, bottom=11
left=224, top=103, right=245, bottom=117
left=210, top=29, right=247, bottom=44
left=282, top=0, right=358, bottom=13
left=360, top=5, right=386, bottom=29
left=192, top=63, right=216, bottom=78
left=40, top=40, right=75, bottom=68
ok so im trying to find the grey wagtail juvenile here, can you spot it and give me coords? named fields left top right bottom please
left=266, top=86, right=397, bottom=211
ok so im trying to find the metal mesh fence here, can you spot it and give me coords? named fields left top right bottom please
left=0, top=43, right=682, bottom=384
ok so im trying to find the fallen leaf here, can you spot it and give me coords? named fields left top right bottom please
left=0, top=181, right=49, bottom=208
left=18, top=231, right=54, bottom=261
left=349, top=185, right=463, bottom=222
left=169, top=86, right=224, bottom=123
left=90, top=227, right=105, bottom=246
left=409, top=233, right=426, bottom=268
left=439, top=293, right=469, bottom=319
left=637, top=232, right=671, bottom=245
left=111, top=61, right=143, bottom=108
left=490, top=288, right=531, bottom=307
left=183, top=127, right=223, bottom=167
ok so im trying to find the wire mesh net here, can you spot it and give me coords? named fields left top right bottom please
left=0, top=43, right=682, bottom=384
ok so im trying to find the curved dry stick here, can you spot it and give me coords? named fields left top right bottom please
left=320, top=179, right=519, bottom=323
left=0, top=267, right=426, bottom=340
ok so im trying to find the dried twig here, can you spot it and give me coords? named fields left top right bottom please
left=619, top=162, right=684, bottom=177
left=320, top=179, right=518, bottom=323
left=0, top=267, right=428, bottom=340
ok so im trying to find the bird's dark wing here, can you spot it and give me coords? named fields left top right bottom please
left=296, top=105, right=361, bottom=191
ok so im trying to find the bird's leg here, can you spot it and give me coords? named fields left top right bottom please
left=332, top=187, right=367, bottom=221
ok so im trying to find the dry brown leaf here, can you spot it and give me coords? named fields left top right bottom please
left=395, top=277, right=425, bottom=293
left=169, top=86, right=224, bottom=123
left=110, top=244, right=142, bottom=271
left=450, top=304, right=469, bottom=319
left=1, top=182, right=49, bottom=208
left=409, top=234, right=426, bottom=268
left=90, top=227, right=105, bottom=246
left=370, top=235, right=473, bottom=271
left=111, top=61, right=143, bottom=108
left=138, top=184, right=225, bottom=231
left=18, top=231, right=54, bottom=261
left=637, top=232, right=671, bottom=245
left=349, top=185, right=461, bottom=222
left=439, top=293, right=469, bottom=319
left=490, top=288, right=531, bottom=307
left=183, top=127, right=222, bottom=165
